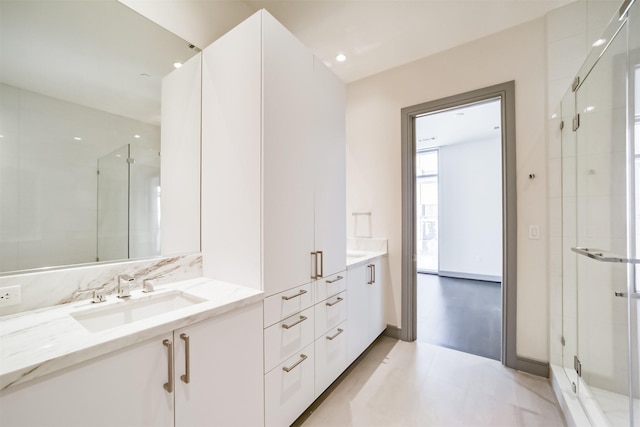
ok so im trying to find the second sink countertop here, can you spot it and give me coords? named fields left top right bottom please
left=346, top=250, right=387, bottom=268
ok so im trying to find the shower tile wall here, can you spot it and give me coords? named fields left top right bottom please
left=0, top=83, right=160, bottom=272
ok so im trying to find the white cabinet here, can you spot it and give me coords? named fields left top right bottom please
left=312, top=57, right=347, bottom=280
left=0, top=303, right=264, bottom=427
left=313, top=271, right=348, bottom=398
left=174, top=303, right=264, bottom=427
left=347, top=257, right=386, bottom=364
left=201, top=9, right=345, bottom=298
left=0, top=332, right=174, bottom=427
left=265, top=343, right=315, bottom=427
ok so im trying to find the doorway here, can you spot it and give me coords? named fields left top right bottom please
left=400, top=81, right=518, bottom=369
left=414, top=99, right=503, bottom=361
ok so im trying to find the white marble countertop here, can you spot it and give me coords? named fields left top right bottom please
left=0, top=277, right=263, bottom=392
left=346, top=250, right=387, bottom=268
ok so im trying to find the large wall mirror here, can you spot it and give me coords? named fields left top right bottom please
left=0, top=1, right=201, bottom=275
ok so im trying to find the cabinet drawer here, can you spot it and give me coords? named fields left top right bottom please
left=264, top=307, right=315, bottom=373
left=314, top=271, right=346, bottom=303
left=265, top=343, right=315, bottom=427
left=264, top=282, right=313, bottom=327
left=314, top=321, right=347, bottom=398
left=314, top=291, right=347, bottom=338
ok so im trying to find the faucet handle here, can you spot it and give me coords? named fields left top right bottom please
left=92, top=288, right=107, bottom=303
left=143, top=279, right=156, bottom=293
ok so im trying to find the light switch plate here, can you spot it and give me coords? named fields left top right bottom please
left=528, top=225, right=540, bottom=240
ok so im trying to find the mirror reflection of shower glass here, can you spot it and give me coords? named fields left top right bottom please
left=97, top=141, right=160, bottom=263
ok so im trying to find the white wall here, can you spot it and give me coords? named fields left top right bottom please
left=439, top=138, right=502, bottom=280
left=346, top=18, right=549, bottom=362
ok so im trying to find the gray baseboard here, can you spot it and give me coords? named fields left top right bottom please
left=516, top=356, right=549, bottom=378
left=438, top=271, right=502, bottom=283
left=384, top=325, right=403, bottom=340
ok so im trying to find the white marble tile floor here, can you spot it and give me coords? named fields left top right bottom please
left=296, top=337, right=567, bottom=427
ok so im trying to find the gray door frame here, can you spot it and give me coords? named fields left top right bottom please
left=400, top=81, right=517, bottom=370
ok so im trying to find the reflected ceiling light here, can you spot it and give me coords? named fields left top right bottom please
left=134, top=134, right=141, bottom=139
left=592, top=38, right=607, bottom=47
left=336, top=53, right=347, bottom=62
left=585, top=106, right=595, bottom=112
left=0, top=135, right=4, bottom=138
left=551, top=113, right=558, bottom=119
left=73, top=136, right=82, bottom=141
left=173, top=62, right=183, bottom=69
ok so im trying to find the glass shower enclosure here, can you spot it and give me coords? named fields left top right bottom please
left=561, top=2, right=639, bottom=426
left=97, top=143, right=161, bottom=263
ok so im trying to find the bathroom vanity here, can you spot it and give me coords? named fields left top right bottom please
left=0, top=279, right=264, bottom=427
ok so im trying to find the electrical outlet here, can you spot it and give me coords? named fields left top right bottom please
left=0, top=285, right=22, bottom=307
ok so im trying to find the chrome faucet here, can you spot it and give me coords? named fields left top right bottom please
left=117, top=275, right=134, bottom=298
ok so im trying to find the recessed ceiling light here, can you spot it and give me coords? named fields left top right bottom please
left=173, top=62, right=183, bottom=69
left=592, top=38, right=607, bottom=47
left=336, top=54, right=347, bottom=62
left=73, top=137, right=82, bottom=141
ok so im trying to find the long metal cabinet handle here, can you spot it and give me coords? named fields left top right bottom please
left=372, top=264, right=376, bottom=283
left=281, top=289, right=307, bottom=301
left=311, top=252, right=317, bottom=279
left=318, top=251, right=324, bottom=278
left=163, top=339, right=174, bottom=393
left=326, top=328, right=344, bottom=341
left=367, top=264, right=374, bottom=284
left=180, top=333, right=190, bottom=384
left=325, top=297, right=343, bottom=307
left=282, top=315, right=308, bottom=329
left=282, top=354, right=308, bottom=373
left=326, top=275, right=344, bottom=284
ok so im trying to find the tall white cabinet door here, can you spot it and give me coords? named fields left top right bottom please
left=174, top=303, right=264, bottom=427
left=0, top=334, right=174, bottom=427
left=369, top=259, right=386, bottom=340
left=313, top=58, right=346, bottom=278
left=201, top=12, right=263, bottom=289
left=347, top=264, right=369, bottom=364
left=262, top=11, right=315, bottom=296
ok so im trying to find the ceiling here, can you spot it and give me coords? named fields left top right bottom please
left=122, top=0, right=576, bottom=83
left=416, top=98, right=502, bottom=151
left=1, top=0, right=576, bottom=125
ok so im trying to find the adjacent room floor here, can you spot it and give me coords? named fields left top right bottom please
left=296, top=337, right=566, bottom=427
left=417, top=273, right=502, bottom=361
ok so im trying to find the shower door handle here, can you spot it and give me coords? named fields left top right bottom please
left=614, top=291, right=640, bottom=299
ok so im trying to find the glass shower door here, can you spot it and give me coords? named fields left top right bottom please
left=97, top=145, right=130, bottom=262
left=561, top=87, right=579, bottom=393
left=574, top=17, right=632, bottom=427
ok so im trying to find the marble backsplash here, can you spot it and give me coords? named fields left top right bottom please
left=0, top=254, right=203, bottom=317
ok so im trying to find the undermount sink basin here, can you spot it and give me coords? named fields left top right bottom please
left=71, top=291, right=206, bottom=333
